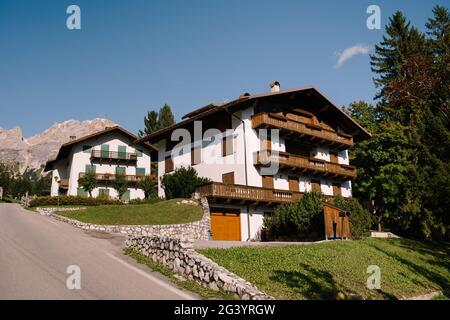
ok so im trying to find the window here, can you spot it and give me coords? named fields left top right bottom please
left=98, top=188, right=109, bottom=197
left=288, top=176, right=299, bottom=192
left=222, top=172, right=235, bottom=185
left=330, top=151, right=339, bottom=164
left=332, top=182, right=342, bottom=196
left=222, top=135, right=233, bottom=157
left=101, top=144, right=109, bottom=158
left=136, top=167, right=146, bottom=176
left=136, top=148, right=143, bottom=157
left=82, top=145, right=92, bottom=153
left=116, top=166, right=126, bottom=175
left=262, top=175, right=274, bottom=189
left=311, top=179, right=321, bottom=192
left=77, top=187, right=87, bottom=197
left=118, top=145, right=127, bottom=159
left=85, top=164, right=96, bottom=173
left=165, top=156, right=174, bottom=173
left=191, top=146, right=201, bottom=165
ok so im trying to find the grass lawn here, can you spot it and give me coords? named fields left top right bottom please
left=57, top=199, right=203, bottom=225
left=124, top=248, right=236, bottom=300
left=199, top=238, right=450, bottom=300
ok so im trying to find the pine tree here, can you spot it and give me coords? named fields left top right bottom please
left=139, top=110, right=159, bottom=137
left=158, top=104, right=175, bottom=129
left=139, top=104, right=175, bottom=137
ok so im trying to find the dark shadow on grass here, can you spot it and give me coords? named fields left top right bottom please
left=367, top=240, right=450, bottom=297
left=268, top=263, right=398, bottom=300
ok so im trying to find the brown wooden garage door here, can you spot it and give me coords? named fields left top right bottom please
left=210, top=209, right=241, bottom=241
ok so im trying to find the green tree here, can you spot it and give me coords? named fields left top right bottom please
left=112, top=174, right=128, bottom=201
left=78, top=171, right=97, bottom=197
left=264, top=191, right=326, bottom=238
left=137, top=175, right=157, bottom=199
left=139, top=104, right=176, bottom=137
left=161, top=166, right=210, bottom=199
left=139, top=110, right=159, bottom=137
left=158, top=103, right=175, bottom=129
left=352, top=6, right=450, bottom=240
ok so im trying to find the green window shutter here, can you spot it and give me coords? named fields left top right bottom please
left=118, top=145, right=127, bottom=159
left=83, top=145, right=92, bottom=154
left=121, top=189, right=130, bottom=202
left=99, top=188, right=110, bottom=197
left=136, top=148, right=143, bottom=157
left=136, top=167, right=145, bottom=176
left=85, top=164, right=96, bottom=173
left=101, top=144, right=109, bottom=158
left=77, top=187, right=87, bottom=197
left=116, top=166, right=126, bottom=175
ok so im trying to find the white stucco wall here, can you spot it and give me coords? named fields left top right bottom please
left=50, top=131, right=152, bottom=200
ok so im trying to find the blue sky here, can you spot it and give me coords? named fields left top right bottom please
left=0, top=0, right=447, bottom=137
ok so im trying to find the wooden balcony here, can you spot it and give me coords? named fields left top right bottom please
left=91, top=150, right=138, bottom=162
left=78, top=172, right=152, bottom=184
left=196, top=182, right=303, bottom=205
left=252, top=112, right=354, bottom=150
left=254, top=150, right=356, bottom=180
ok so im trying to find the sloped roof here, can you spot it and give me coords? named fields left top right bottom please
left=44, top=126, right=157, bottom=171
left=139, top=86, right=371, bottom=144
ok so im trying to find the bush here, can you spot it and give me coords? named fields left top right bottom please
left=333, top=196, right=374, bottom=239
left=161, top=166, right=210, bottom=199
left=137, top=175, right=158, bottom=199
left=29, top=195, right=123, bottom=207
left=264, top=191, right=326, bottom=239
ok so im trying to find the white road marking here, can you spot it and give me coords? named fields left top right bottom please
left=105, top=253, right=196, bottom=300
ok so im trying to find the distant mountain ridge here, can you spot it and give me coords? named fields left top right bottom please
left=0, top=118, right=116, bottom=172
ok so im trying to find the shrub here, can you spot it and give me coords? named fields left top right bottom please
left=161, top=166, right=210, bottom=199
left=29, top=195, right=123, bottom=207
left=112, top=174, right=128, bottom=200
left=78, top=171, right=97, bottom=197
left=264, top=191, right=326, bottom=239
left=333, top=196, right=374, bottom=239
left=137, top=175, right=158, bottom=199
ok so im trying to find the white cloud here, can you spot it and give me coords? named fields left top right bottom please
left=334, top=44, right=369, bottom=68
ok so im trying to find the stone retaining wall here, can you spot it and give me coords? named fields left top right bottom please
left=36, top=198, right=211, bottom=240
left=125, top=235, right=273, bottom=300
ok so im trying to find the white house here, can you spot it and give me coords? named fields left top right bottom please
left=139, top=85, right=371, bottom=241
left=44, top=126, right=156, bottom=201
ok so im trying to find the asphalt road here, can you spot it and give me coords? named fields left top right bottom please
left=0, top=203, right=198, bottom=300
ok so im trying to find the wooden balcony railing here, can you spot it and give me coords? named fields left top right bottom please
left=91, top=150, right=138, bottom=161
left=78, top=172, right=152, bottom=183
left=254, top=150, right=356, bottom=180
left=196, top=182, right=303, bottom=205
left=252, top=112, right=354, bottom=149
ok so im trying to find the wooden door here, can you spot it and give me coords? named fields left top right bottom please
left=222, top=172, right=235, bottom=185
left=210, top=210, right=241, bottom=241
left=165, top=156, right=173, bottom=173
left=330, top=151, right=339, bottom=163
left=332, top=182, right=341, bottom=196
left=262, top=175, right=274, bottom=189
left=311, top=179, right=321, bottom=192
left=288, top=176, right=299, bottom=192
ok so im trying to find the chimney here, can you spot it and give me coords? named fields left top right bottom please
left=270, top=81, right=280, bottom=93
left=69, top=135, right=76, bottom=141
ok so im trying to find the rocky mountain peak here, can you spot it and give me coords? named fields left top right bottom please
left=0, top=118, right=117, bottom=172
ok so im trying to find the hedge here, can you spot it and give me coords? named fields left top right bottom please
left=29, top=196, right=123, bottom=207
